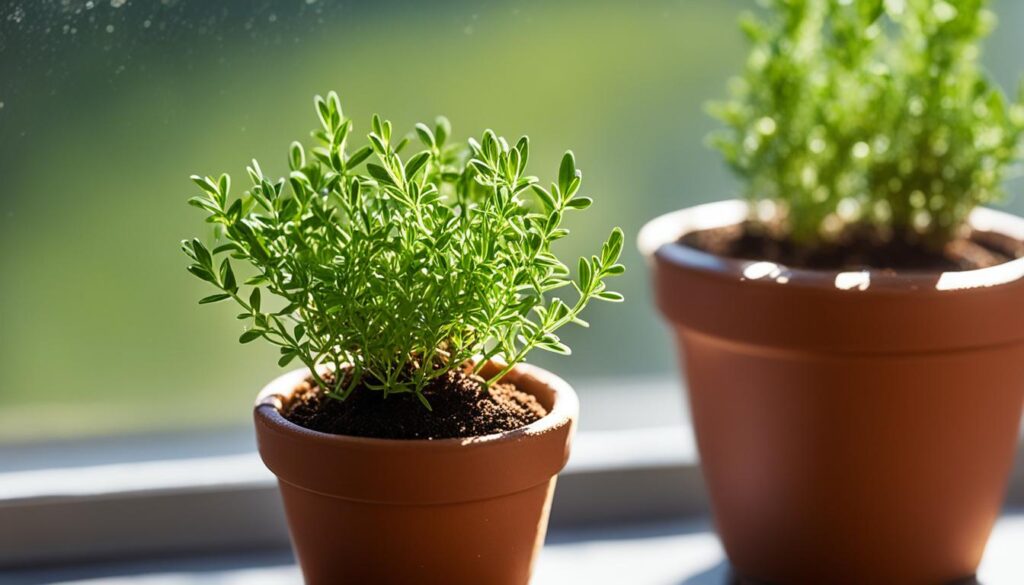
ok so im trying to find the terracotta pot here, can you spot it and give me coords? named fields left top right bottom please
left=640, top=200, right=1024, bottom=585
left=254, top=363, right=578, bottom=585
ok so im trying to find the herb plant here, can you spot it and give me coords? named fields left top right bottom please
left=709, top=0, right=1024, bottom=246
left=183, top=92, right=624, bottom=407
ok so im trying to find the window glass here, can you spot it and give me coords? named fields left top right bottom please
left=3, top=0, right=1023, bottom=442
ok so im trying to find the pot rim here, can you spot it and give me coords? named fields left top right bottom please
left=255, top=362, right=579, bottom=450
left=638, top=199, right=1024, bottom=294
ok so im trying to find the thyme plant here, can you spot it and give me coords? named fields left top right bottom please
left=183, top=92, right=624, bottom=407
left=709, top=0, right=1024, bottom=246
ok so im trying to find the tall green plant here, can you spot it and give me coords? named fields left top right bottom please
left=709, top=0, right=1024, bottom=245
left=183, top=92, right=624, bottom=408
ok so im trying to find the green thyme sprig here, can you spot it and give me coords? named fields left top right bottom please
left=182, top=92, right=624, bottom=408
left=709, top=0, right=1024, bottom=245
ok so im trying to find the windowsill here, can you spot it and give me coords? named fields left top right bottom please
left=5, top=513, right=1024, bottom=584
left=0, top=375, right=1021, bottom=579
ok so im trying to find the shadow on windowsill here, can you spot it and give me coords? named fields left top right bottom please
left=679, top=562, right=984, bottom=585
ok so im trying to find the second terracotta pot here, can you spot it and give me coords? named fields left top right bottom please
left=640, top=200, right=1024, bottom=585
left=254, top=363, right=578, bottom=585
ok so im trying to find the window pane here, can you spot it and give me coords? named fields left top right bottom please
left=3, top=0, right=1024, bottom=442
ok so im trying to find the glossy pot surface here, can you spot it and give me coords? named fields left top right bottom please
left=640, top=200, right=1024, bottom=584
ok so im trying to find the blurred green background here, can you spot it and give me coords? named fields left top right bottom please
left=2, top=0, right=1024, bottom=442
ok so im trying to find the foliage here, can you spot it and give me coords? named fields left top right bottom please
left=709, top=0, right=1024, bottom=245
left=183, top=92, right=624, bottom=407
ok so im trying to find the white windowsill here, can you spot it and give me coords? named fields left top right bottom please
left=0, top=373, right=1020, bottom=576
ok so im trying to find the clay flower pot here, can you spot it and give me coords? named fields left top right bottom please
left=639, top=200, right=1024, bottom=584
left=253, top=363, right=577, bottom=585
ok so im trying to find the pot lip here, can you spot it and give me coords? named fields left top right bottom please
left=254, top=362, right=578, bottom=450
left=638, top=199, right=1024, bottom=293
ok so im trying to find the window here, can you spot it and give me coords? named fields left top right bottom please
left=3, top=2, right=1024, bottom=581
left=0, top=0, right=753, bottom=442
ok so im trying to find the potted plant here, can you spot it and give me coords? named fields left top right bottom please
left=182, top=92, right=624, bottom=585
left=640, top=2, right=1024, bottom=584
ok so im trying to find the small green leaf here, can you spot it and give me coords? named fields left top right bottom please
left=577, top=257, right=593, bottom=289
left=531, top=185, right=557, bottom=211
left=218, top=174, right=231, bottom=198
left=605, top=263, right=626, bottom=275
left=596, top=291, right=624, bottom=302
left=190, top=175, right=218, bottom=196
left=435, top=116, right=451, bottom=146
left=537, top=338, right=571, bottom=355
left=558, top=151, right=576, bottom=196
left=415, top=123, right=435, bottom=147
left=239, top=330, right=262, bottom=344
left=404, top=151, right=431, bottom=181
left=199, top=293, right=231, bottom=304
left=366, top=163, right=394, bottom=185
left=603, top=227, right=624, bottom=263
left=220, top=259, right=237, bottom=292
left=416, top=392, right=433, bottom=411
left=346, top=145, right=373, bottom=168
left=249, top=287, right=262, bottom=312
left=191, top=239, right=212, bottom=267
left=565, top=196, right=593, bottom=210
left=245, top=274, right=270, bottom=286
left=187, top=196, right=217, bottom=212
left=186, top=264, right=215, bottom=283
left=289, top=141, right=306, bottom=171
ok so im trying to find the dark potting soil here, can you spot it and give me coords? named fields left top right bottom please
left=680, top=222, right=1024, bottom=271
left=283, top=369, right=548, bottom=440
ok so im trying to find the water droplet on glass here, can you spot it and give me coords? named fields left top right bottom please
left=143, top=19, right=151, bottom=28
left=106, top=24, right=115, bottom=33
left=85, top=0, right=95, bottom=9
left=7, top=6, right=25, bottom=23
left=268, top=13, right=277, bottom=22
left=111, top=0, right=127, bottom=6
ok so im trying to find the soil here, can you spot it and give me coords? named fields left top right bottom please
left=680, top=222, right=1024, bottom=271
left=283, top=369, right=548, bottom=439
